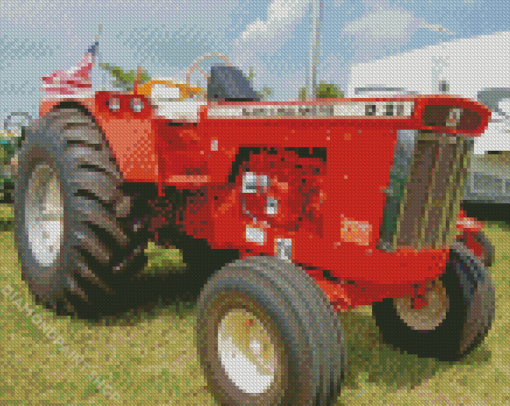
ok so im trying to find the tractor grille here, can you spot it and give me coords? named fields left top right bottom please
left=379, top=131, right=473, bottom=251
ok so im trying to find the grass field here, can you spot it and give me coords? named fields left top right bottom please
left=0, top=203, right=509, bottom=405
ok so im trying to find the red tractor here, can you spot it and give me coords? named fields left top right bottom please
left=14, top=57, right=495, bottom=405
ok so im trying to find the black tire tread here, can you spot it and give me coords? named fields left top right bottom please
left=372, top=244, right=495, bottom=362
left=74, top=196, right=128, bottom=247
left=70, top=252, right=117, bottom=295
left=450, top=242, right=496, bottom=356
left=65, top=145, right=122, bottom=183
left=244, top=257, right=346, bottom=405
left=72, top=224, right=114, bottom=265
left=68, top=170, right=123, bottom=207
left=16, top=108, right=150, bottom=319
left=197, top=257, right=345, bottom=406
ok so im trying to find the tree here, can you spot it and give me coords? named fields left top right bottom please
left=298, top=87, right=307, bottom=101
left=299, top=82, right=344, bottom=100
left=98, top=63, right=151, bottom=92
left=247, top=66, right=274, bottom=101
left=316, top=82, right=344, bottom=99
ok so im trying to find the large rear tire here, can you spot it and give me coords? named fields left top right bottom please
left=14, top=109, right=150, bottom=319
left=196, top=256, right=346, bottom=406
left=372, top=243, right=496, bottom=361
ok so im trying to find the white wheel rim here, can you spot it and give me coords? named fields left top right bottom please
left=395, top=280, right=450, bottom=331
left=218, top=308, right=278, bottom=394
left=26, top=163, right=64, bottom=266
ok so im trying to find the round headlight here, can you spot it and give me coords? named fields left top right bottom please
left=446, top=108, right=464, bottom=128
left=131, top=98, right=145, bottom=113
left=108, top=97, right=121, bottom=112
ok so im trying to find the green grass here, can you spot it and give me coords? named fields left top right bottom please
left=0, top=204, right=13, bottom=231
left=0, top=203, right=13, bottom=220
left=143, top=241, right=186, bottom=275
left=0, top=211, right=509, bottom=405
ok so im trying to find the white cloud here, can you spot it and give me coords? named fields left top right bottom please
left=340, top=1, right=455, bottom=65
left=342, top=8, right=416, bottom=40
left=230, top=0, right=312, bottom=98
left=235, top=0, right=310, bottom=49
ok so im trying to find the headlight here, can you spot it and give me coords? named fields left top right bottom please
left=446, top=108, right=464, bottom=128
left=108, top=97, right=120, bottom=112
left=131, top=98, right=145, bottom=113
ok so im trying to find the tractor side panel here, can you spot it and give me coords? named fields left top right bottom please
left=97, top=118, right=157, bottom=182
left=155, top=120, right=233, bottom=188
left=190, top=116, right=453, bottom=287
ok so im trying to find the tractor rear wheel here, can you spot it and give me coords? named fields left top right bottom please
left=14, top=108, right=150, bottom=319
left=372, top=243, right=496, bottom=361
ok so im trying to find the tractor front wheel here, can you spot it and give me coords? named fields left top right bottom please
left=372, top=243, right=496, bottom=361
left=196, top=256, right=346, bottom=406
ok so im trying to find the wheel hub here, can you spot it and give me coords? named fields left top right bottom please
left=217, top=308, right=278, bottom=394
left=394, top=280, right=450, bottom=331
left=26, top=163, right=64, bottom=266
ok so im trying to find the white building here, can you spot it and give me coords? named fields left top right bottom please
left=348, top=31, right=510, bottom=155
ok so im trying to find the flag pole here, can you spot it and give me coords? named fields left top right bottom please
left=97, top=24, right=105, bottom=91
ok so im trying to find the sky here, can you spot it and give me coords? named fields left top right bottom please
left=1, top=0, right=510, bottom=126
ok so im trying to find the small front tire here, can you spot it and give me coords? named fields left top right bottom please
left=372, top=243, right=496, bottom=361
left=196, top=256, right=346, bottom=406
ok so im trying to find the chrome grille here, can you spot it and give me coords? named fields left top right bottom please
left=379, top=131, right=473, bottom=251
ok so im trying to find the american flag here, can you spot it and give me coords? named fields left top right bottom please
left=40, top=41, right=98, bottom=96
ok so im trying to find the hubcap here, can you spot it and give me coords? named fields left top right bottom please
left=26, top=163, right=64, bottom=266
left=395, top=280, right=450, bottom=331
left=218, top=308, right=278, bottom=394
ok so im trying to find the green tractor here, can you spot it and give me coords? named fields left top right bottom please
left=1, top=113, right=32, bottom=203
